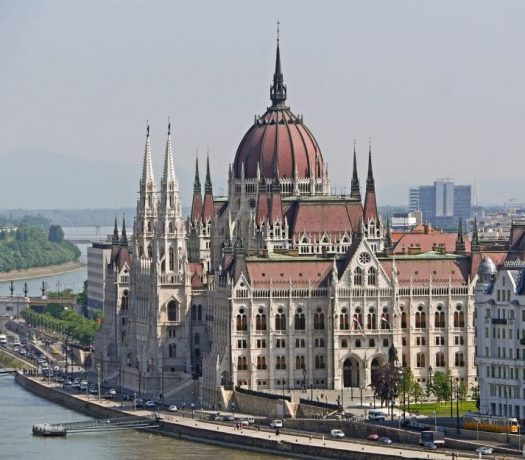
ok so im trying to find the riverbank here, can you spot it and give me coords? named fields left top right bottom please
left=14, top=372, right=491, bottom=460
left=0, top=260, right=86, bottom=282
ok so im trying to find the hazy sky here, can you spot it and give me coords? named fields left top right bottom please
left=1, top=0, right=524, bottom=208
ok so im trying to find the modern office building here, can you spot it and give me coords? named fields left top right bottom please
left=409, top=180, right=471, bottom=230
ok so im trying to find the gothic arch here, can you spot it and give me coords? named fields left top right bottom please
left=341, top=354, right=362, bottom=388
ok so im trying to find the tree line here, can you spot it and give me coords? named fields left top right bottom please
left=0, top=223, right=80, bottom=272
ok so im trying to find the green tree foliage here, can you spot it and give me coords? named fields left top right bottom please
left=410, top=381, right=424, bottom=404
left=431, top=371, right=452, bottom=403
left=0, top=224, right=80, bottom=272
left=371, top=363, right=402, bottom=410
left=48, top=224, right=64, bottom=243
left=21, top=307, right=100, bottom=346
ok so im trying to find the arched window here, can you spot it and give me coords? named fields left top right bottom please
left=435, top=311, right=445, bottom=328
left=147, top=221, right=152, bottom=233
left=121, top=290, right=129, bottom=311
left=275, top=309, right=286, bottom=331
left=415, top=311, right=426, bottom=328
left=314, top=308, right=324, bottom=330
left=315, top=355, right=326, bottom=369
left=367, top=310, right=377, bottom=330
left=455, top=352, right=465, bottom=367
left=167, top=300, right=178, bottom=322
left=194, top=333, right=200, bottom=345
left=295, top=355, right=305, bottom=369
left=367, top=267, right=377, bottom=286
left=454, top=310, right=465, bottom=328
left=192, top=305, right=197, bottom=321
left=435, top=352, right=445, bottom=367
left=168, top=222, right=173, bottom=233
left=236, top=313, right=248, bottom=331
left=353, top=267, right=363, bottom=286
left=341, top=339, right=348, bottom=348
left=353, top=311, right=363, bottom=331
left=147, top=245, right=153, bottom=258
left=169, top=343, right=176, bottom=358
left=276, top=356, right=286, bottom=370
left=237, top=356, right=247, bottom=370
left=416, top=353, right=426, bottom=368
left=340, top=309, right=350, bottom=330
left=257, top=356, right=267, bottom=370
left=294, top=310, right=305, bottom=330
left=401, top=312, right=407, bottom=329
left=197, top=304, right=202, bottom=321
left=256, top=312, right=267, bottom=331
left=381, top=312, right=390, bottom=330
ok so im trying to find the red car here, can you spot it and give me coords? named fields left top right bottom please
left=368, top=433, right=380, bottom=441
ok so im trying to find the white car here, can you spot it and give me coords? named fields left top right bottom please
left=476, top=447, right=493, bottom=455
left=145, top=400, right=156, bottom=408
left=270, top=420, right=283, bottom=428
left=330, top=429, right=345, bottom=439
left=168, top=405, right=178, bottom=412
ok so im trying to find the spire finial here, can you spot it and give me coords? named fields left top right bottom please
left=205, top=150, right=212, bottom=192
left=121, top=215, right=128, bottom=245
left=270, top=23, right=287, bottom=107
left=366, top=137, right=374, bottom=190
left=141, top=121, right=154, bottom=184
left=168, top=116, right=171, bottom=135
left=350, top=139, right=361, bottom=201
left=193, top=152, right=201, bottom=193
left=147, top=121, right=150, bottom=137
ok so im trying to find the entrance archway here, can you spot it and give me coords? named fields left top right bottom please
left=343, top=357, right=360, bottom=387
left=370, top=356, right=384, bottom=386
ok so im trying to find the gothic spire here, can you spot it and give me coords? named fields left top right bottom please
left=456, top=217, right=466, bottom=254
left=363, top=138, right=378, bottom=222
left=121, top=216, right=128, bottom=246
left=141, top=123, right=155, bottom=185
left=162, top=121, right=176, bottom=184
left=193, top=154, right=201, bottom=193
left=270, top=22, right=287, bottom=107
left=350, top=139, right=361, bottom=201
left=205, top=153, right=212, bottom=193
left=366, top=138, right=375, bottom=192
left=385, top=215, right=393, bottom=253
left=472, top=217, right=480, bottom=251
left=112, top=217, right=119, bottom=245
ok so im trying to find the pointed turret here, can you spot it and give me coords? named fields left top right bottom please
left=269, top=179, right=283, bottom=223
left=350, top=139, right=361, bottom=201
left=384, top=215, right=393, bottom=254
left=270, top=23, right=287, bottom=108
left=162, top=122, right=176, bottom=185
left=363, top=139, right=378, bottom=222
left=141, top=124, right=155, bottom=186
left=255, top=180, right=269, bottom=225
left=455, top=218, right=466, bottom=254
left=190, top=156, right=202, bottom=223
left=201, top=154, right=215, bottom=222
left=112, top=217, right=119, bottom=245
left=121, top=216, right=128, bottom=246
left=472, top=217, right=480, bottom=252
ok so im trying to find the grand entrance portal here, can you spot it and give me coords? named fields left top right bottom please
left=343, top=357, right=360, bottom=387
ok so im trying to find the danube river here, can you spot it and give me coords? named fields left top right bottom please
left=0, top=226, right=109, bottom=297
left=0, top=374, right=287, bottom=459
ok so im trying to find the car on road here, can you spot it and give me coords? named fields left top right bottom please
left=104, top=391, right=115, bottom=399
left=270, top=420, right=283, bottom=428
left=402, top=419, right=431, bottom=431
left=367, top=410, right=386, bottom=422
left=476, top=447, right=493, bottom=455
left=207, top=413, right=220, bottom=421
left=330, top=429, right=345, bottom=439
left=423, top=442, right=437, bottom=450
left=89, top=386, right=98, bottom=395
left=367, top=433, right=380, bottom=441
left=145, top=400, right=156, bottom=408
left=63, top=378, right=72, bottom=386
left=378, top=436, right=392, bottom=445
left=168, top=405, right=178, bottom=412
left=133, top=398, right=144, bottom=408
left=223, top=415, right=234, bottom=422
left=107, top=388, right=117, bottom=397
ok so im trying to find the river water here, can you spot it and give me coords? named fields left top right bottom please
left=0, top=226, right=112, bottom=297
left=0, top=374, right=285, bottom=459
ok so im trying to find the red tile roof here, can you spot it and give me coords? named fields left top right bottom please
left=246, top=259, right=333, bottom=288
left=380, top=258, right=471, bottom=284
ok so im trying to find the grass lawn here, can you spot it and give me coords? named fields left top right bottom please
left=402, top=400, right=477, bottom=417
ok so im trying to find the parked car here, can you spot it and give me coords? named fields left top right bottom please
left=476, top=447, right=493, bottom=455
left=270, top=420, right=283, bottom=428
left=330, top=429, right=345, bottom=439
left=367, top=432, right=380, bottom=441
left=63, top=378, right=72, bottom=386
left=378, top=436, right=392, bottom=445
left=133, top=398, right=144, bottom=408
left=246, top=417, right=255, bottom=425
left=89, top=386, right=98, bottom=395
left=402, top=419, right=431, bottom=431
left=223, top=415, right=234, bottom=422
left=168, top=405, right=178, bottom=412
left=239, top=419, right=249, bottom=427
left=368, top=410, right=386, bottom=422
left=104, top=391, right=115, bottom=400
left=145, top=400, right=156, bottom=408
left=207, top=413, right=220, bottom=421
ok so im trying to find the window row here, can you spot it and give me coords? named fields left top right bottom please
left=236, top=355, right=326, bottom=371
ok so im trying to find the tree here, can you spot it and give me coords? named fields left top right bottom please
left=370, top=363, right=402, bottom=416
left=410, top=382, right=424, bottom=405
left=432, top=371, right=452, bottom=403
left=48, top=224, right=64, bottom=243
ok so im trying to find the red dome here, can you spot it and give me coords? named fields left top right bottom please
left=233, top=108, right=325, bottom=180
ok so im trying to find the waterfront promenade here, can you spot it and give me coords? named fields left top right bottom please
left=16, top=372, right=515, bottom=460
